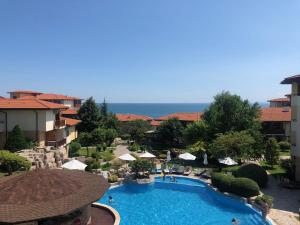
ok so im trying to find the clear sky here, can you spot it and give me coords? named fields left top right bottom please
left=0, top=0, right=300, bottom=103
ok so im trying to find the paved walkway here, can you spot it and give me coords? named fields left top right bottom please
left=114, top=145, right=130, bottom=157
left=262, top=176, right=300, bottom=225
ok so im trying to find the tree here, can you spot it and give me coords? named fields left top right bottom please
left=156, top=118, right=184, bottom=148
left=69, top=141, right=81, bottom=157
left=183, top=121, right=208, bottom=145
left=78, top=132, right=92, bottom=156
left=77, top=97, right=101, bottom=132
left=5, top=125, right=28, bottom=152
left=129, top=158, right=154, bottom=179
left=189, top=140, right=206, bottom=158
left=203, top=91, right=261, bottom=139
left=209, top=131, right=255, bottom=161
left=100, top=98, right=108, bottom=118
left=265, top=138, right=280, bottom=167
left=91, top=128, right=118, bottom=146
left=118, top=120, right=152, bottom=144
left=0, top=150, right=31, bottom=175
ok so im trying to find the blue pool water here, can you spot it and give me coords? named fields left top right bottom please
left=98, top=178, right=271, bottom=225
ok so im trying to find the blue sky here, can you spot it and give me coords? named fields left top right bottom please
left=0, top=0, right=300, bottom=103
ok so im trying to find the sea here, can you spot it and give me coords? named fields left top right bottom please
left=107, top=103, right=269, bottom=119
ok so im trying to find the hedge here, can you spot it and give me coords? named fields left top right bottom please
left=234, top=163, right=268, bottom=188
left=231, top=178, right=260, bottom=198
left=0, top=150, right=31, bottom=174
left=211, top=173, right=260, bottom=198
left=278, top=141, right=291, bottom=151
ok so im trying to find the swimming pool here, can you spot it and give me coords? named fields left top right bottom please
left=98, top=177, right=271, bottom=225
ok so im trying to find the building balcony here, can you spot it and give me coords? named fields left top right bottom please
left=46, top=138, right=67, bottom=147
left=54, top=119, right=66, bottom=129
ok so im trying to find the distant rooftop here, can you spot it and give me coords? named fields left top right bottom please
left=268, top=97, right=290, bottom=102
left=20, top=93, right=81, bottom=101
left=157, top=112, right=203, bottom=122
left=8, top=90, right=43, bottom=94
left=61, top=116, right=81, bottom=126
left=116, top=113, right=153, bottom=121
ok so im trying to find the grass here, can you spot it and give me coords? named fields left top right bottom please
left=260, top=161, right=286, bottom=176
left=279, top=150, right=291, bottom=157
left=78, top=146, right=116, bottom=157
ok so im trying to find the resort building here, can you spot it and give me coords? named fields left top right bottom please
left=8, top=90, right=82, bottom=109
left=116, top=113, right=153, bottom=122
left=0, top=169, right=116, bottom=225
left=281, top=74, right=300, bottom=181
left=268, top=97, right=290, bottom=108
left=260, top=107, right=291, bottom=140
left=0, top=98, right=80, bottom=148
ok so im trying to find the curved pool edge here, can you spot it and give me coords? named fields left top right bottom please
left=104, top=175, right=276, bottom=225
left=92, top=202, right=121, bottom=225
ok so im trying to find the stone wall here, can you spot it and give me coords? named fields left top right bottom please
left=17, top=147, right=68, bottom=170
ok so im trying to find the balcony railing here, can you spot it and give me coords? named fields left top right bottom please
left=46, top=138, right=67, bottom=147
left=54, top=119, right=66, bottom=129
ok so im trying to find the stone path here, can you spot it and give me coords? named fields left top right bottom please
left=262, top=176, right=300, bottom=225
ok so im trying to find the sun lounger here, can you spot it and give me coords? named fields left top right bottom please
left=194, top=168, right=207, bottom=176
left=184, top=166, right=192, bottom=176
left=156, top=164, right=162, bottom=174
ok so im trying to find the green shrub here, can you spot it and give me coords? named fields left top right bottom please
left=211, top=173, right=234, bottom=192
left=108, top=175, right=118, bottom=183
left=129, top=143, right=140, bottom=152
left=0, top=150, right=31, bottom=175
left=99, top=151, right=115, bottom=162
left=91, top=152, right=101, bottom=159
left=158, top=153, right=167, bottom=159
left=255, top=195, right=273, bottom=208
left=280, top=159, right=295, bottom=181
left=69, top=141, right=81, bottom=157
left=101, top=162, right=111, bottom=170
left=278, top=141, right=291, bottom=151
left=4, top=125, right=29, bottom=152
left=231, top=177, right=260, bottom=198
left=85, top=158, right=100, bottom=172
left=235, top=163, right=268, bottom=188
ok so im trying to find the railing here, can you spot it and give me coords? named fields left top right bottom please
left=54, top=119, right=66, bottom=129
left=46, top=138, right=66, bottom=147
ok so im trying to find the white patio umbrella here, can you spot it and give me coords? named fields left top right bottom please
left=118, top=153, right=136, bottom=161
left=218, top=157, right=238, bottom=166
left=179, top=152, right=196, bottom=161
left=203, top=153, right=208, bottom=166
left=62, top=159, right=87, bottom=171
left=140, top=151, right=156, bottom=158
left=166, top=150, right=171, bottom=162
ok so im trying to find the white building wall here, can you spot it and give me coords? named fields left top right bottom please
left=45, top=110, right=57, bottom=131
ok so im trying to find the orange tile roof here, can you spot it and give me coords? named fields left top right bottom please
left=8, top=90, right=43, bottom=94
left=61, top=108, right=78, bottom=115
left=0, top=99, right=68, bottom=110
left=116, top=114, right=153, bottom=121
left=21, top=93, right=81, bottom=101
left=157, top=112, right=203, bottom=122
left=150, top=120, right=161, bottom=126
left=268, top=97, right=290, bottom=102
left=260, top=107, right=291, bottom=122
left=61, top=117, right=81, bottom=126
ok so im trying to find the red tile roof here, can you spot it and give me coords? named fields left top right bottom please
left=260, top=107, right=291, bottom=122
left=21, top=93, right=81, bottom=100
left=157, top=112, right=203, bottom=122
left=8, top=90, right=43, bottom=94
left=116, top=114, right=153, bottom=121
left=61, top=108, right=78, bottom=115
left=150, top=120, right=161, bottom=126
left=0, top=99, right=68, bottom=110
left=268, top=97, right=290, bottom=102
left=61, top=117, right=81, bottom=126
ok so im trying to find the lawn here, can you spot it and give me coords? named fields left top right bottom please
left=279, top=150, right=290, bottom=157
left=78, top=146, right=116, bottom=157
left=260, top=161, right=286, bottom=176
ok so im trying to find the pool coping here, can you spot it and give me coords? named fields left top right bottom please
left=92, top=202, right=121, bottom=225
left=105, top=175, right=277, bottom=225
